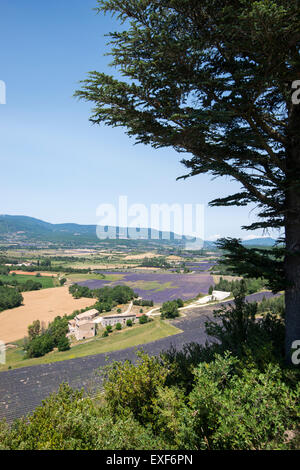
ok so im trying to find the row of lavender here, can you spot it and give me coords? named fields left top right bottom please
left=79, top=271, right=215, bottom=303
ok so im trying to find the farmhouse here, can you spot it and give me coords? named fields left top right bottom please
left=68, top=309, right=98, bottom=340
left=68, top=309, right=138, bottom=340
left=99, top=312, right=137, bottom=327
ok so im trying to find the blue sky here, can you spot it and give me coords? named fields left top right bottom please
left=0, top=0, right=276, bottom=240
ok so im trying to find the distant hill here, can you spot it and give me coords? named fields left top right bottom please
left=0, top=215, right=277, bottom=249
left=0, top=215, right=202, bottom=248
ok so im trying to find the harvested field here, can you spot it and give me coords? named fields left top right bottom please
left=0, top=287, right=96, bottom=343
left=10, top=271, right=56, bottom=277
left=123, top=252, right=159, bottom=260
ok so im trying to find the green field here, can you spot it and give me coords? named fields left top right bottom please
left=0, top=319, right=182, bottom=371
left=0, top=274, right=56, bottom=289
left=127, top=280, right=178, bottom=292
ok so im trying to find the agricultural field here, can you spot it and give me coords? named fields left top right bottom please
left=0, top=287, right=96, bottom=343
left=78, top=271, right=215, bottom=303
left=0, top=318, right=182, bottom=371
left=0, top=273, right=57, bottom=289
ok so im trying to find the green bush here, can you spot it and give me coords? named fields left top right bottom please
left=139, top=314, right=148, bottom=324
left=177, top=354, right=300, bottom=450
left=57, top=336, right=70, bottom=352
left=160, top=301, right=179, bottom=319
left=102, top=330, right=109, bottom=337
left=25, top=334, right=54, bottom=358
left=0, top=286, right=23, bottom=311
left=126, top=319, right=133, bottom=327
left=115, top=323, right=122, bottom=330
left=205, top=282, right=285, bottom=365
left=0, top=384, right=166, bottom=450
left=102, top=352, right=168, bottom=425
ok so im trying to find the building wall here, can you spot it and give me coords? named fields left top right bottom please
left=101, top=315, right=136, bottom=327
left=75, top=322, right=96, bottom=341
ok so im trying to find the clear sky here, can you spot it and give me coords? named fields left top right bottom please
left=0, top=0, right=277, bottom=240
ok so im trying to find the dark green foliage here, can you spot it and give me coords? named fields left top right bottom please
left=96, top=285, right=136, bottom=304
left=25, top=334, right=54, bottom=359
left=47, top=316, right=69, bottom=348
left=0, top=265, right=10, bottom=275
left=126, top=319, right=133, bottom=327
left=57, top=336, right=71, bottom=352
left=69, top=284, right=94, bottom=299
left=19, top=280, right=42, bottom=292
left=257, top=294, right=285, bottom=317
left=28, top=320, right=42, bottom=341
left=102, top=352, right=168, bottom=425
left=106, top=325, right=112, bottom=333
left=138, top=314, right=148, bottom=324
left=160, top=300, right=179, bottom=319
left=214, top=276, right=266, bottom=295
left=102, top=330, right=109, bottom=337
left=217, top=238, right=285, bottom=292
left=205, top=282, right=285, bottom=364
left=0, top=384, right=166, bottom=450
left=178, top=354, right=300, bottom=450
left=115, top=322, right=122, bottom=330
left=0, top=286, right=23, bottom=311
left=141, top=257, right=171, bottom=269
left=25, top=316, right=69, bottom=358
left=133, top=299, right=154, bottom=307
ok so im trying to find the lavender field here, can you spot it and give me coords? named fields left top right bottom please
left=78, top=271, right=214, bottom=303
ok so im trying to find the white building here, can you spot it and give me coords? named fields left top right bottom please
left=96, top=313, right=137, bottom=328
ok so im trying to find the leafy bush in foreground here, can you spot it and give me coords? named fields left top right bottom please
left=0, top=384, right=166, bottom=450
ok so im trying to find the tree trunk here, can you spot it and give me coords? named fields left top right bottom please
left=285, top=97, right=300, bottom=364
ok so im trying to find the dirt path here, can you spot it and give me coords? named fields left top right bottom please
left=0, top=287, right=96, bottom=343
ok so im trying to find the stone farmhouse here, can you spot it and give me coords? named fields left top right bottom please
left=68, top=309, right=98, bottom=341
left=68, top=309, right=138, bottom=341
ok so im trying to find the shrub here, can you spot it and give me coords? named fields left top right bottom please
left=57, top=336, right=70, bottom=352
left=0, top=384, right=166, bottom=450
left=0, top=286, right=23, bottom=311
left=25, top=334, right=54, bottom=358
left=205, top=282, right=285, bottom=365
left=102, top=330, right=109, bottom=337
left=178, top=354, right=300, bottom=450
left=102, top=352, right=168, bottom=425
left=139, top=314, right=148, bottom=324
left=115, top=323, right=122, bottom=330
left=160, top=301, right=179, bottom=319
left=106, top=325, right=112, bottom=333
left=126, top=319, right=133, bottom=327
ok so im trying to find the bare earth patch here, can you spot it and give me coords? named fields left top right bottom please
left=10, top=270, right=56, bottom=277
left=123, top=252, right=160, bottom=260
left=0, top=287, right=96, bottom=343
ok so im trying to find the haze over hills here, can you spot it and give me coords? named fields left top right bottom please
left=0, top=215, right=277, bottom=248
